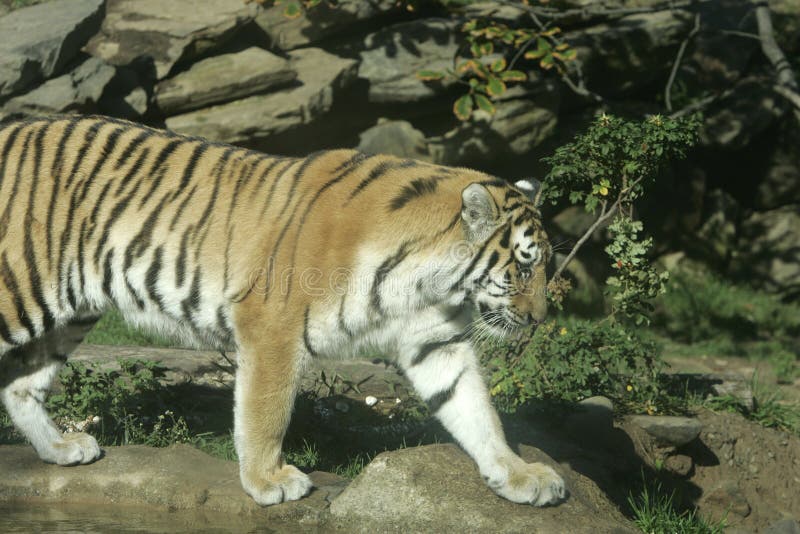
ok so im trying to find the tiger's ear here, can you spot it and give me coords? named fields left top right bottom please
left=461, top=183, right=499, bottom=241
left=514, top=179, right=543, bottom=207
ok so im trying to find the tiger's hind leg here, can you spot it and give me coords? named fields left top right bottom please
left=232, top=306, right=313, bottom=506
left=0, top=318, right=101, bottom=465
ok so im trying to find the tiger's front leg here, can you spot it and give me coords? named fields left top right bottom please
left=398, top=333, right=566, bottom=506
left=232, top=312, right=313, bottom=506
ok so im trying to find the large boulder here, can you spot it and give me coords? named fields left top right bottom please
left=165, top=47, right=357, bottom=144
left=154, top=47, right=296, bottom=115
left=569, top=10, right=692, bottom=95
left=255, top=0, right=399, bottom=51
left=329, top=443, right=635, bottom=532
left=0, top=444, right=346, bottom=528
left=0, top=0, right=105, bottom=98
left=3, top=57, right=115, bottom=115
left=733, top=205, right=800, bottom=297
left=357, top=119, right=432, bottom=161
left=359, top=18, right=460, bottom=103
left=85, top=0, right=257, bottom=80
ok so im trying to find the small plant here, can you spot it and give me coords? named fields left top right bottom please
left=332, top=451, right=373, bottom=479
left=628, top=478, right=726, bottom=534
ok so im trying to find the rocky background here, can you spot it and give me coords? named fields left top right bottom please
left=1, top=0, right=799, bottom=304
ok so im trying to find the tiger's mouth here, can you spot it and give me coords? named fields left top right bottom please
left=477, top=303, right=530, bottom=336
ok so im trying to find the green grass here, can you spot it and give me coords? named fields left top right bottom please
left=704, top=375, right=800, bottom=436
left=628, top=479, right=726, bottom=534
left=84, top=310, right=175, bottom=347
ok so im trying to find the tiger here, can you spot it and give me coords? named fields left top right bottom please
left=0, top=114, right=565, bottom=507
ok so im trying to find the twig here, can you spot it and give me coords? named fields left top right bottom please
left=752, top=1, right=800, bottom=122
left=665, top=13, right=701, bottom=112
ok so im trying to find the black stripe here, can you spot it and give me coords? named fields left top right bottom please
left=0, top=121, right=28, bottom=192
left=259, top=158, right=296, bottom=218
left=86, top=180, right=114, bottom=239
left=77, top=126, right=124, bottom=205
left=337, top=294, right=354, bottom=337
left=171, top=142, right=208, bottom=200
left=66, top=263, right=77, bottom=310
left=476, top=250, right=500, bottom=283
left=168, top=184, right=198, bottom=231
left=226, top=153, right=260, bottom=226
left=499, top=226, right=511, bottom=248
left=0, top=312, right=17, bottom=346
left=175, top=225, right=192, bottom=287
left=0, top=252, right=36, bottom=339
left=303, top=307, right=317, bottom=357
left=113, top=130, right=151, bottom=172
left=114, top=144, right=150, bottom=197
left=93, top=148, right=150, bottom=267
left=216, top=307, right=231, bottom=338
left=139, top=139, right=183, bottom=207
left=389, top=174, right=451, bottom=211
left=64, top=120, right=103, bottom=190
left=181, top=266, right=203, bottom=325
left=102, top=248, right=115, bottom=299
left=145, top=246, right=165, bottom=311
left=371, top=241, right=413, bottom=314
left=0, top=128, right=34, bottom=242
left=76, top=219, right=88, bottom=299
left=411, top=332, right=468, bottom=366
left=348, top=160, right=418, bottom=202
left=278, top=151, right=326, bottom=219
left=426, top=370, right=465, bottom=413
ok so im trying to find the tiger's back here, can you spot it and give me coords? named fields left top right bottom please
left=0, top=114, right=565, bottom=509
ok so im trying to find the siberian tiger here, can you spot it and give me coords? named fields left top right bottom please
left=0, top=114, right=565, bottom=507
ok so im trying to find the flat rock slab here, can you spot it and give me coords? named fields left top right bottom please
left=330, top=443, right=636, bottom=533
left=155, top=47, right=297, bottom=115
left=0, top=444, right=346, bottom=529
left=0, top=0, right=105, bottom=97
left=4, top=57, right=115, bottom=114
left=85, top=0, right=256, bottom=80
left=628, top=414, right=703, bottom=447
left=166, top=47, right=357, bottom=144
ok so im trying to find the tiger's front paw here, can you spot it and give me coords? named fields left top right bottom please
left=489, top=461, right=567, bottom=507
left=241, top=464, right=313, bottom=506
left=47, top=432, right=101, bottom=466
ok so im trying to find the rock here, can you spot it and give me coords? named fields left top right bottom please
left=3, top=57, right=115, bottom=115
left=0, top=444, right=346, bottom=527
left=255, top=0, right=398, bottom=51
left=694, top=188, right=739, bottom=267
left=155, top=47, right=297, bottom=115
left=85, top=0, right=257, bottom=80
left=701, top=78, right=785, bottom=149
left=357, top=119, right=431, bottom=160
left=564, top=396, right=615, bottom=447
left=97, top=67, right=150, bottom=119
left=702, top=483, right=751, bottom=519
left=766, top=519, right=800, bottom=534
left=329, top=443, right=635, bottom=532
left=756, top=138, right=800, bottom=209
left=664, top=454, right=694, bottom=477
left=733, top=205, right=800, bottom=297
left=166, top=47, right=357, bottom=144
left=628, top=415, right=703, bottom=448
left=569, top=10, right=692, bottom=94
left=707, top=372, right=754, bottom=411
left=0, top=0, right=105, bottom=98
left=359, top=19, right=460, bottom=103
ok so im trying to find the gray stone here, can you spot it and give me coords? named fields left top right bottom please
left=756, top=143, right=800, bottom=209
left=664, top=454, right=693, bottom=477
left=702, top=483, right=751, bottom=519
left=569, top=10, right=692, bottom=94
left=255, top=0, right=398, bottom=51
left=734, top=205, right=800, bottom=297
left=85, top=0, right=257, bottom=80
left=0, top=444, right=345, bottom=527
left=628, top=415, right=703, bottom=447
left=766, top=519, right=800, bottom=534
left=0, top=0, right=105, bottom=98
left=166, top=47, right=357, bottom=144
left=707, top=372, right=754, bottom=411
left=359, top=19, right=460, bottom=104
left=329, top=443, right=636, bottom=533
left=155, top=47, right=296, bottom=115
left=701, top=78, right=785, bottom=149
left=357, top=119, right=431, bottom=161
left=3, top=57, right=115, bottom=114
left=695, top=189, right=739, bottom=266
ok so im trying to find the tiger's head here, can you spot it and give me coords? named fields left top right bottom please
left=460, top=178, right=551, bottom=336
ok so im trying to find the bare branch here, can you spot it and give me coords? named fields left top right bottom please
left=753, top=1, right=800, bottom=122
left=665, top=13, right=701, bottom=112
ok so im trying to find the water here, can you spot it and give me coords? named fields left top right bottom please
left=0, top=503, right=281, bottom=533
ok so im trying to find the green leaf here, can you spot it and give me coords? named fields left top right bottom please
left=417, top=69, right=445, bottom=81
left=499, top=70, right=527, bottom=82
left=474, top=93, right=496, bottom=114
left=491, top=58, right=507, bottom=73
left=283, top=1, right=302, bottom=18
left=486, top=76, right=506, bottom=97
left=453, top=94, right=474, bottom=121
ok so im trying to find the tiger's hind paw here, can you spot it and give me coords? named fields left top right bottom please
left=241, top=464, right=314, bottom=506
left=47, top=432, right=102, bottom=466
left=491, top=460, right=567, bottom=507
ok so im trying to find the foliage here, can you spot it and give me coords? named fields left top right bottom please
left=485, top=319, right=663, bottom=414
left=418, top=11, right=578, bottom=121
left=704, top=375, right=800, bottom=436
left=628, top=478, right=727, bottom=534
left=85, top=310, right=174, bottom=347
left=46, top=359, right=187, bottom=446
left=541, top=113, right=700, bottom=213
left=605, top=217, right=670, bottom=325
